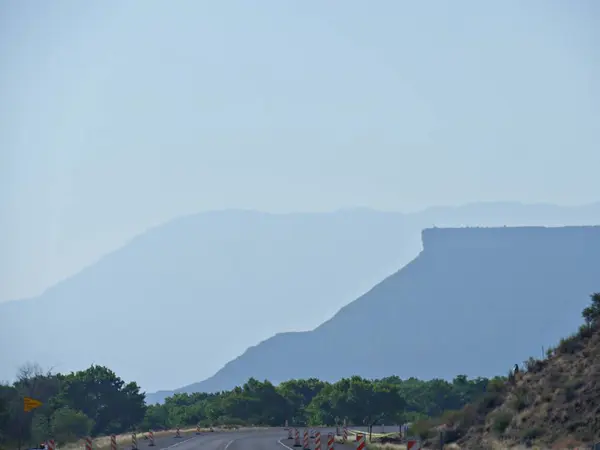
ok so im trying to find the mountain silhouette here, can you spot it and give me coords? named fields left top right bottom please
left=147, top=225, right=600, bottom=403
left=1, top=202, right=599, bottom=393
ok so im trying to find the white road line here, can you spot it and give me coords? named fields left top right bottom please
left=224, top=440, right=235, bottom=450
left=278, top=439, right=294, bottom=450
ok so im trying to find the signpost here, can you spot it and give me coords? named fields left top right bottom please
left=24, top=397, right=43, bottom=412
left=18, top=397, right=43, bottom=450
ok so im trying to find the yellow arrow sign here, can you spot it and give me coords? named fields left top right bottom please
left=24, top=397, right=42, bottom=412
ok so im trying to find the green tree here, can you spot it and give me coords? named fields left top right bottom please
left=582, top=292, right=600, bottom=326
left=277, top=378, right=327, bottom=425
left=51, top=407, right=94, bottom=444
left=58, top=365, right=146, bottom=435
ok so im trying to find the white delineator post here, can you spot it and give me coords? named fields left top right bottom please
left=406, top=440, right=421, bottom=450
left=175, top=427, right=182, bottom=438
left=288, top=428, right=293, bottom=439
left=343, top=428, right=348, bottom=443
left=85, top=437, right=92, bottom=450
left=314, top=432, right=321, bottom=450
left=356, top=434, right=365, bottom=450
left=196, top=425, right=201, bottom=435
left=303, top=429, right=309, bottom=450
left=132, top=433, right=138, bottom=450
left=294, top=428, right=301, bottom=447
left=327, top=433, right=334, bottom=450
left=110, top=434, right=117, bottom=450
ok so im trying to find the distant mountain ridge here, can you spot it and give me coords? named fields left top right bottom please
left=2, top=202, right=600, bottom=394
left=146, top=225, right=600, bottom=404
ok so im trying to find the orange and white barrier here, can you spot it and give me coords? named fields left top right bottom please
left=343, top=428, right=348, bottom=442
left=406, top=440, right=421, bottom=450
left=303, top=429, right=309, bottom=450
left=196, top=425, right=202, bottom=435
left=148, top=431, right=155, bottom=447
left=48, top=440, right=55, bottom=450
left=132, top=433, right=138, bottom=450
left=315, top=432, right=321, bottom=450
left=327, top=433, right=334, bottom=450
left=85, top=437, right=92, bottom=450
left=110, top=434, right=117, bottom=450
left=175, top=427, right=181, bottom=439
left=356, top=434, right=365, bottom=450
left=294, top=428, right=301, bottom=447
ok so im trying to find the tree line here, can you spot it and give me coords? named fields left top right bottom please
left=143, top=374, right=503, bottom=432
left=1, top=362, right=502, bottom=449
left=0, top=364, right=145, bottom=448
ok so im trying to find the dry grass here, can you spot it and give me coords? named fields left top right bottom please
left=345, top=430, right=397, bottom=439
left=365, top=443, right=407, bottom=450
left=335, top=433, right=561, bottom=450
left=365, top=442, right=555, bottom=450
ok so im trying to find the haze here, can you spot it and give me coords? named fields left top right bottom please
left=0, top=0, right=598, bottom=305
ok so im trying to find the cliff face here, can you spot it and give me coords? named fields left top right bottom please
left=157, top=226, right=600, bottom=403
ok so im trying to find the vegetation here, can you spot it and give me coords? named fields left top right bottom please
left=2, top=293, right=598, bottom=449
left=409, top=292, right=600, bottom=448
left=1, top=366, right=495, bottom=449
left=143, top=374, right=495, bottom=430
left=0, top=365, right=145, bottom=448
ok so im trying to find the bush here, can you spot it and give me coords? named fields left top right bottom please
left=51, top=408, right=94, bottom=444
left=410, top=419, right=438, bottom=440
left=476, top=391, right=504, bottom=413
left=490, top=410, right=513, bottom=434
left=520, top=426, right=543, bottom=441
left=581, top=293, right=600, bottom=325
left=507, top=389, right=530, bottom=411
left=557, top=335, right=584, bottom=355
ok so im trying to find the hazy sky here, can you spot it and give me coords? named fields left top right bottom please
left=1, top=0, right=598, bottom=302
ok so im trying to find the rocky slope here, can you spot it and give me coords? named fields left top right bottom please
left=450, top=298, right=600, bottom=449
left=147, top=226, right=600, bottom=403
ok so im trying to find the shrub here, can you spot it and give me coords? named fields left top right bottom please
left=491, top=410, right=513, bottom=434
left=520, top=426, right=543, bottom=441
left=51, top=407, right=94, bottom=444
left=410, top=419, right=438, bottom=440
left=507, top=388, right=530, bottom=411
left=557, top=335, right=584, bottom=355
left=476, top=391, right=504, bottom=413
left=581, top=292, right=600, bottom=325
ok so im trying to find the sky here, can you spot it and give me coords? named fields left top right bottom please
left=0, top=0, right=598, bottom=303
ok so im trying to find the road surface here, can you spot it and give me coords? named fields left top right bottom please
left=131, top=427, right=385, bottom=450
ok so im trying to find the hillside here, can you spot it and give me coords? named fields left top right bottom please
left=2, top=203, right=600, bottom=394
left=452, top=295, right=600, bottom=449
left=149, top=226, right=600, bottom=403
left=0, top=209, right=415, bottom=391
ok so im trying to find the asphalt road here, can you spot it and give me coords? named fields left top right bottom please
left=130, top=427, right=381, bottom=450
